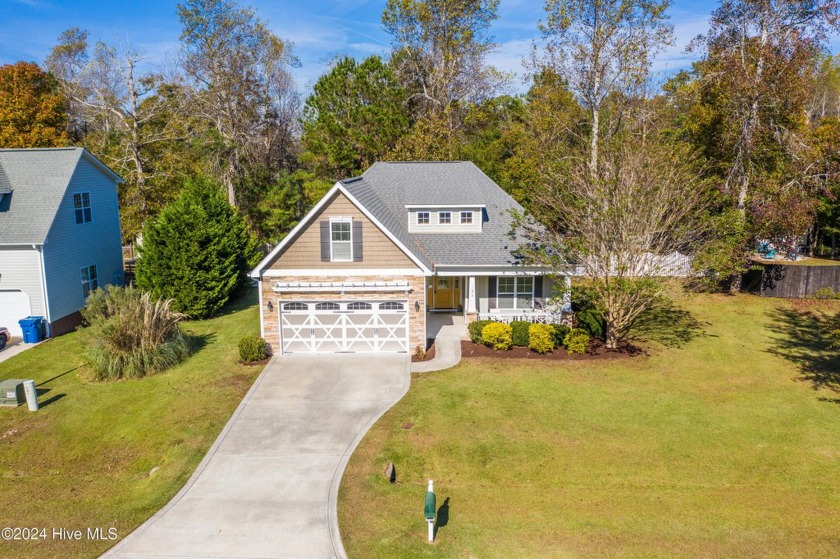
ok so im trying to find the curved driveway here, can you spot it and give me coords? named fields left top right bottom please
left=105, top=354, right=410, bottom=559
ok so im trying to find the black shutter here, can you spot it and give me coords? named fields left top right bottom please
left=320, top=221, right=330, bottom=262
left=488, top=276, right=497, bottom=309
left=352, top=220, right=363, bottom=262
left=534, top=276, right=544, bottom=309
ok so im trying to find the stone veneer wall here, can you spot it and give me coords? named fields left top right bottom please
left=260, top=275, right=427, bottom=354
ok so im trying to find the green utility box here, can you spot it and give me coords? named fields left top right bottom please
left=0, top=379, right=26, bottom=407
left=424, top=490, right=436, bottom=520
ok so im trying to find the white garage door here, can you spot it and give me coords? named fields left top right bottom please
left=280, top=300, right=408, bottom=353
left=0, top=290, right=32, bottom=339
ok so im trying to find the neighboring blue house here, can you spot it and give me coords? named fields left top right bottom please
left=0, top=148, right=124, bottom=339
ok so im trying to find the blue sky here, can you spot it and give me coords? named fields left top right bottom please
left=1, top=0, right=834, bottom=94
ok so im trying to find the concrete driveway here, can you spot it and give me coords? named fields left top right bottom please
left=104, top=353, right=410, bottom=559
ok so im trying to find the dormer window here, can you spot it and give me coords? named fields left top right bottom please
left=460, top=211, right=473, bottom=225
left=438, top=211, right=451, bottom=224
left=417, top=211, right=430, bottom=225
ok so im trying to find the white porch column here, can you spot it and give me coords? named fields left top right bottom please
left=562, top=275, right=572, bottom=313
left=467, top=276, right=477, bottom=313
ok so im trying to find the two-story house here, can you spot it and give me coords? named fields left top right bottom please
left=250, top=161, right=571, bottom=355
left=0, top=148, right=124, bottom=339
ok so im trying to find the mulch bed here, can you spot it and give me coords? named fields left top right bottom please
left=460, top=339, right=642, bottom=360
left=239, top=357, right=272, bottom=367
left=411, top=342, right=436, bottom=362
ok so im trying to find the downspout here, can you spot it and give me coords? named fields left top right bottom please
left=34, top=244, right=52, bottom=338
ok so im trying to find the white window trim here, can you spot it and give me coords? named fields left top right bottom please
left=417, top=211, right=431, bottom=225
left=460, top=211, right=473, bottom=225
left=438, top=211, right=451, bottom=225
left=329, top=217, right=353, bottom=262
left=496, top=276, right=534, bottom=310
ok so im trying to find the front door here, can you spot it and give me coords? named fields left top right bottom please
left=428, top=277, right=461, bottom=310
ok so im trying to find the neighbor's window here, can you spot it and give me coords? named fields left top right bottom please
left=460, top=211, right=473, bottom=224
left=330, top=220, right=352, bottom=261
left=497, top=276, right=533, bottom=310
left=74, top=192, right=92, bottom=224
left=81, top=265, right=98, bottom=298
left=417, top=211, right=430, bottom=225
left=438, top=211, right=451, bottom=224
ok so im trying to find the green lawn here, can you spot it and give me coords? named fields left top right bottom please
left=0, top=290, right=262, bottom=559
left=339, top=293, right=840, bottom=558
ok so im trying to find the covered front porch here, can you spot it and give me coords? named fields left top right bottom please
left=425, top=270, right=571, bottom=326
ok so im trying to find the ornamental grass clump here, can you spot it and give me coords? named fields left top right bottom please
left=528, top=323, right=555, bottom=354
left=481, top=322, right=512, bottom=351
left=81, top=286, right=191, bottom=381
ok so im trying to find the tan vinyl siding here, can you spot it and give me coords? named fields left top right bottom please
left=269, top=191, right=415, bottom=270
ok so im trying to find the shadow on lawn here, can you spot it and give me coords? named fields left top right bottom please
left=186, top=332, right=215, bottom=354
left=434, top=497, right=450, bottom=539
left=210, top=286, right=258, bottom=318
left=630, top=300, right=706, bottom=348
left=766, top=307, right=840, bottom=393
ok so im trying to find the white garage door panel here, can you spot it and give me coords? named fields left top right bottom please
left=0, top=290, right=32, bottom=338
left=280, top=300, right=408, bottom=353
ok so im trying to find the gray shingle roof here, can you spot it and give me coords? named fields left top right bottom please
left=0, top=148, right=92, bottom=245
left=342, top=161, right=531, bottom=269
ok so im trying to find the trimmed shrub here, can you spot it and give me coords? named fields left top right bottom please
left=81, top=286, right=191, bottom=381
left=468, top=319, right=492, bottom=344
left=563, top=328, right=591, bottom=354
left=529, top=323, right=555, bottom=354
left=510, top=321, right=531, bottom=346
left=576, top=309, right=605, bottom=339
left=551, top=323, right=570, bottom=347
left=135, top=178, right=259, bottom=319
left=239, top=336, right=267, bottom=362
left=481, top=322, right=512, bottom=351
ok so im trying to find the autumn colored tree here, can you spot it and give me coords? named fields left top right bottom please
left=178, top=0, right=300, bottom=208
left=0, top=62, right=69, bottom=148
left=46, top=29, right=193, bottom=240
left=683, top=0, right=840, bottom=287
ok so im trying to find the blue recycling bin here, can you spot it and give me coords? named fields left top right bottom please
left=18, top=316, right=44, bottom=344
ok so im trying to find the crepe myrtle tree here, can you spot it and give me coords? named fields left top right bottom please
left=516, top=138, right=708, bottom=349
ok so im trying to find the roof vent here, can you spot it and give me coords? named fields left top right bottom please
left=0, top=162, right=10, bottom=195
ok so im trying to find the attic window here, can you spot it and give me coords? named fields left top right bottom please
left=460, top=211, right=473, bottom=225
left=74, top=192, right=92, bottom=224
left=417, top=211, right=430, bottom=225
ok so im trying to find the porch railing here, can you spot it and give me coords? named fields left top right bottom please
left=477, top=311, right=569, bottom=325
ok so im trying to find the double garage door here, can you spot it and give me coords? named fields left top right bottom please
left=280, top=300, right=408, bottom=353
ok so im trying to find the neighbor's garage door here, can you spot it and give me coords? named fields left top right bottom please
left=280, top=300, right=408, bottom=353
left=0, top=290, right=32, bottom=339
